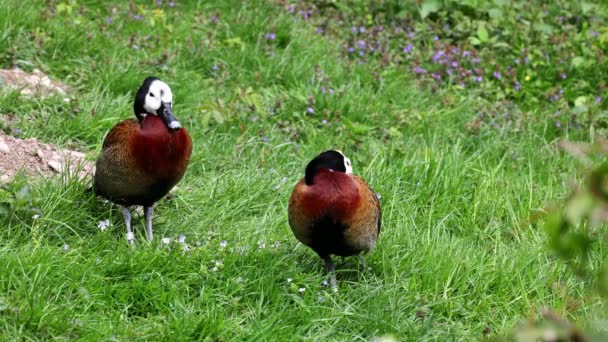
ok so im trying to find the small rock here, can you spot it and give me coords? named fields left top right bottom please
left=1, top=175, right=10, bottom=183
left=0, top=138, right=9, bottom=154
left=40, top=76, right=51, bottom=87
left=48, top=160, right=62, bottom=172
left=70, top=151, right=85, bottom=159
left=36, top=149, right=45, bottom=159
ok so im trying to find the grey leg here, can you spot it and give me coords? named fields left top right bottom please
left=324, top=257, right=338, bottom=293
left=144, top=205, right=154, bottom=241
left=120, top=205, right=134, bottom=244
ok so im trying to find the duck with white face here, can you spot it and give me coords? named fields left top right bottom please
left=134, top=77, right=182, bottom=130
left=288, top=150, right=381, bottom=291
left=93, top=76, right=193, bottom=244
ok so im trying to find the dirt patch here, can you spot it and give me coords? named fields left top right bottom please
left=0, top=131, right=94, bottom=184
left=0, top=68, right=69, bottom=97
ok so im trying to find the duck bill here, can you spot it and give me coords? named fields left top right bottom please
left=159, top=102, right=182, bottom=131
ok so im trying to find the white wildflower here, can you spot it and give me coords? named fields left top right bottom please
left=97, top=219, right=111, bottom=231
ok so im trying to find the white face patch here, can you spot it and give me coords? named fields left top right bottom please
left=143, top=80, right=173, bottom=114
left=336, top=150, right=353, bottom=174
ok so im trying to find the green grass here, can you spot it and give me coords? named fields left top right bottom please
left=0, top=0, right=606, bottom=340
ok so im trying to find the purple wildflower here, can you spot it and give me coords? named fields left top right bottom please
left=413, top=66, right=427, bottom=74
left=514, top=81, right=521, bottom=91
left=209, top=15, right=220, bottom=23
left=524, top=56, right=530, bottom=64
left=133, top=44, right=140, bottom=50
left=307, top=107, right=315, bottom=114
left=347, top=47, right=355, bottom=53
left=322, top=119, right=328, bottom=124
left=472, top=57, right=480, bottom=64
left=351, top=26, right=357, bottom=33
left=596, top=96, right=602, bottom=104
left=433, top=35, right=439, bottom=41
left=316, top=27, right=323, bottom=34
left=403, top=44, right=413, bottom=53
left=432, top=50, right=444, bottom=63
left=156, top=0, right=162, bottom=5
left=328, top=88, right=334, bottom=95
left=514, top=58, right=520, bottom=64
left=133, top=14, right=144, bottom=20
left=590, top=30, right=599, bottom=37
left=106, top=17, right=112, bottom=24
left=212, top=64, right=219, bottom=71
left=462, top=50, right=471, bottom=57
left=451, top=61, right=458, bottom=68
left=169, top=1, right=175, bottom=7
left=359, top=26, right=365, bottom=33
left=407, top=32, right=414, bottom=38
left=493, top=71, right=502, bottom=79
left=265, top=32, right=276, bottom=40
left=555, top=122, right=561, bottom=128
left=321, top=86, right=326, bottom=93
left=357, top=40, right=366, bottom=49
left=474, top=76, right=483, bottom=82
left=358, top=50, right=365, bottom=56
left=288, top=5, right=295, bottom=13
left=561, top=73, right=567, bottom=79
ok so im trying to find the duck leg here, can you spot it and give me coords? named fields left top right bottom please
left=323, top=256, right=338, bottom=292
left=120, top=205, right=134, bottom=244
left=144, top=205, right=154, bottom=241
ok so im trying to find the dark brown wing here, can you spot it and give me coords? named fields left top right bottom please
left=341, top=175, right=382, bottom=252
left=287, top=178, right=315, bottom=246
left=102, top=119, right=138, bottom=149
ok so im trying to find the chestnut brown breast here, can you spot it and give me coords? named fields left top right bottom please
left=94, top=115, right=192, bottom=206
left=288, top=169, right=381, bottom=258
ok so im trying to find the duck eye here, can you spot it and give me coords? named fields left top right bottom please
left=149, top=92, right=155, bottom=97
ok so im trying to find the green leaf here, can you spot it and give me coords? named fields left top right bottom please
left=581, top=2, right=595, bottom=15
left=571, top=56, right=586, bottom=68
left=211, top=110, right=225, bottom=124
left=533, top=23, right=554, bottom=35
left=477, top=23, right=489, bottom=42
left=223, top=37, right=245, bottom=51
left=488, top=8, right=503, bottom=19
left=419, top=0, right=441, bottom=19
left=575, top=96, right=588, bottom=107
left=469, top=37, right=481, bottom=46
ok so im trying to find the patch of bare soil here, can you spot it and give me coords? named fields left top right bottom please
left=0, top=68, right=69, bottom=97
left=0, top=131, right=94, bottom=184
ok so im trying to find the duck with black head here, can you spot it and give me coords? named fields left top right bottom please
left=93, top=77, right=192, bottom=243
left=288, top=150, right=381, bottom=291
